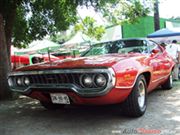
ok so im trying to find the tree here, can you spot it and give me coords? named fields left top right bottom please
left=154, top=0, right=160, bottom=31
left=100, top=0, right=149, bottom=24
left=0, top=0, right=78, bottom=99
left=141, top=0, right=160, bottom=31
left=0, top=0, right=150, bottom=100
left=50, top=31, right=76, bottom=44
left=75, top=16, right=105, bottom=41
left=0, top=14, right=10, bottom=99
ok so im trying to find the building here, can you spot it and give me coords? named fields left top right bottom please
left=122, top=16, right=167, bottom=38
left=102, top=16, right=180, bottom=41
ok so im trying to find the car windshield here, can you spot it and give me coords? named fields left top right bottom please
left=83, top=39, right=148, bottom=56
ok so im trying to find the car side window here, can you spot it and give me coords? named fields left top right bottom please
left=108, top=41, right=122, bottom=53
left=117, top=40, right=149, bottom=54
left=148, top=41, right=162, bottom=54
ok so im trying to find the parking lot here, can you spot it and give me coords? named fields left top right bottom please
left=0, top=81, right=180, bottom=135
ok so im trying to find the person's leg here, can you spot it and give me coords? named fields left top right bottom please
left=178, top=64, right=180, bottom=79
left=173, top=63, right=179, bottom=80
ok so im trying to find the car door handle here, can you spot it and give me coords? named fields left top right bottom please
left=164, top=63, right=171, bottom=67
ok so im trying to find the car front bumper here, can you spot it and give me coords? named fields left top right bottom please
left=27, top=87, right=132, bottom=105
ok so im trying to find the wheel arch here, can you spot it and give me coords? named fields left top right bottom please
left=140, top=72, right=151, bottom=88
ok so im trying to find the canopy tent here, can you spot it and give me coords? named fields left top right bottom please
left=11, top=46, right=30, bottom=67
left=147, top=28, right=180, bottom=38
left=15, top=39, right=60, bottom=55
left=11, top=46, right=20, bottom=54
left=62, top=32, right=92, bottom=54
left=62, top=32, right=91, bottom=47
left=147, top=28, right=180, bottom=43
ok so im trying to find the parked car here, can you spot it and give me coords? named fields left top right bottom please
left=11, top=55, right=30, bottom=69
left=51, top=52, right=74, bottom=59
left=8, top=38, right=175, bottom=117
left=31, top=54, right=59, bottom=64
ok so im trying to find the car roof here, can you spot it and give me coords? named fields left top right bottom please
left=92, top=38, right=148, bottom=45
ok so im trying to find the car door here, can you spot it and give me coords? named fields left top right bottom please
left=159, top=50, right=173, bottom=76
left=147, top=41, right=169, bottom=83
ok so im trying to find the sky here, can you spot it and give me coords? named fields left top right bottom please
left=77, top=6, right=108, bottom=25
left=159, top=0, right=180, bottom=18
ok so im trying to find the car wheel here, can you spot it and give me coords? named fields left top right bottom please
left=40, top=101, right=65, bottom=110
left=161, top=72, right=173, bottom=90
left=121, top=75, right=147, bottom=117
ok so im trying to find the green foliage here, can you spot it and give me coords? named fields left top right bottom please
left=49, top=31, right=76, bottom=44
left=100, top=0, right=150, bottom=25
left=75, top=16, right=105, bottom=41
left=12, top=5, right=30, bottom=48
left=12, top=0, right=78, bottom=47
left=2, top=0, right=152, bottom=47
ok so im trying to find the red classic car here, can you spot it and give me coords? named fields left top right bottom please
left=8, top=38, right=175, bottom=117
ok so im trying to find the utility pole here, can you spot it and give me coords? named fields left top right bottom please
left=154, top=0, right=160, bottom=31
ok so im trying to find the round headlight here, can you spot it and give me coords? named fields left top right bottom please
left=24, top=77, right=30, bottom=86
left=17, top=77, right=22, bottom=86
left=81, top=74, right=93, bottom=88
left=8, top=78, right=13, bottom=87
left=95, top=74, right=107, bottom=87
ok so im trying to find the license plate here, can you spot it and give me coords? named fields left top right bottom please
left=50, top=93, right=70, bottom=104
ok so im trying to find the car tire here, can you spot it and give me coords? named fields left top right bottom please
left=40, top=101, right=65, bottom=110
left=121, top=75, right=147, bottom=117
left=161, top=72, right=173, bottom=90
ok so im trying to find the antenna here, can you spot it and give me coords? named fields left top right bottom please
left=48, top=48, right=51, bottom=63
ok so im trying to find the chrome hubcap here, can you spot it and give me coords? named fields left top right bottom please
left=170, top=73, right=173, bottom=86
left=138, top=80, right=145, bottom=108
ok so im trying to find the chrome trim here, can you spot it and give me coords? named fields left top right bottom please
left=9, top=69, right=111, bottom=76
left=138, top=80, right=146, bottom=108
left=8, top=68, right=116, bottom=97
left=115, top=86, right=134, bottom=89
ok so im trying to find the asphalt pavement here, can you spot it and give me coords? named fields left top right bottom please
left=0, top=81, right=180, bottom=135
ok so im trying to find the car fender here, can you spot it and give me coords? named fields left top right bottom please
left=112, top=59, right=152, bottom=89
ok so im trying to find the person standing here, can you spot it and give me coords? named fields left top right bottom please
left=166, top=40, right=180, bottom=81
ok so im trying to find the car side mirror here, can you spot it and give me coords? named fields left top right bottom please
left=152, top=49, right=160, bottom=54
left=150, top=49, right=160, bottom=57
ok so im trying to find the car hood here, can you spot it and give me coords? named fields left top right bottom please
left=15, top=53, right=145, bottom=71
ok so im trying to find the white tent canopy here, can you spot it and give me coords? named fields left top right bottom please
left=62, top=32, right=91, bottom=46
left=16, top=39, right=60, bottom=54
left=11, top=46, right=20, bottom=54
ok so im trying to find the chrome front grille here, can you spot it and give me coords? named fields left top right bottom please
left=26, top=73, right=82, bottom=86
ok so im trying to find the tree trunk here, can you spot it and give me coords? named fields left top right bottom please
left=5, top=4, right=17, bottom=68
left=0, top=14, right=12, bottom=100
left=154, top=0, right=160, bottom=31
